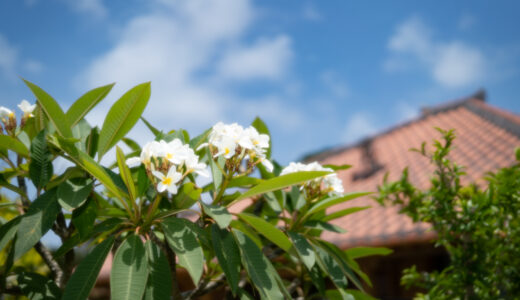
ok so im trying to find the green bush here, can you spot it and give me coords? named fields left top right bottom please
left=0, top=80, right=388, bottom=299
left=377, top=128, right=520, bottom=299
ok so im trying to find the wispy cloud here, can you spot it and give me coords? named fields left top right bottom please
left=302, top=3, right=322, bottom=21
left=458, top=14, right=476, bottom=31
left=320, top=70, right=349, bottom=99
left=385, top=16, right=486, bottom=88
left=0, top=33, right=43, bottom=81
left=342, top=112, right=378, bottom=143
left=61, top=0, right=107, bottom=18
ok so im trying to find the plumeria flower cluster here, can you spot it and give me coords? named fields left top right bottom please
left=126, top=139, right=208, bottom=195
left=0, top=100, right=36, bottom=134
left=281, top=161, right=344, bottom=197
left=200, top=122, right=273, bottom=173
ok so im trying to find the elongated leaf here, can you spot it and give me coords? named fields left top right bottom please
left=29, top=130, right=53, bottom=189
left=211, top=225, right=240, bottom=295
left=228, top=175, right=264, bottom=188
left=287, top=231, right=315, bottom=270
left=322, top=206, right=371, bottom=222
left=14, top=189, right=60, bottom=259
left=202, top=202, right=232, bottom=229
left=161, top=218, right=204, bottom=284
left=314, top=243, right=348, bottom=289
left=111, top=235, right=148, bottom=300
left=232, top=229, right=284, bottom=300
left=345, top=247, right=393, bottom=259
left=57, top=178, right=94, bottom=211
left=251, top=117, right=272, bottom=158
left=324, top=289, right=355, bottom=300
left=116, top=146, right=136, bottom=201
left=0, top=216, right=21, bottom=252
left=141, top=117, right=161, bottom=137
left=306, top=192, right=372, bottom=216
left=66, top=83, right=114, bottom=126
left=189, top=128, right=211, bottom=150
left=323, top=164, right=352, bottom=171
left=229, top=220, right=263, bottom=249
left=172, top=182, right=201, bottom=210
left=122, top=137, right=141, bottom=152
left=23, top=79, right=72, bottom=138
left=18, top=272, right=62, bottom=300
left=237, top=213, right=292, bottom=252
left=98, top=82, right=151, bottom=159
left=57, top=137, right=127, bottom=200
left=303, top=220, right=346, bottom=233
left=72, top=198, right=97, bottom=239
left=209, top=154, right=225, bottom=192
left=232, top=171, right=331, bottom=204
left=345, top=289, right=377, bottom=300
left=0, top=135, right=29, bottom=157
left=318, top=240, right=364, bottom=290
left=144, top=241, right=172, bottom=300
left=62, top=237, right=114, bottom=300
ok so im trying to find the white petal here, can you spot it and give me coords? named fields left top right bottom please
left=126, top=157, right=141, bottom=168
left=261, top=159, right=274, bottom=172
left=152, top=170, right=165, bottom=180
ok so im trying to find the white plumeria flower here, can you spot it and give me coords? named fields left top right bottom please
left=0, top=106, right=14, bottom=124
left=281, top=161, right=343, bottom=195
left=126, top=157, right=141, bottom=168
left=161, top=139, right=187, bottom=164
left=213, top=135, right=238, bottom=159
left=243, top=127, right=269, bottom=152
left=260, top=158, right=274, bottom=172
left=152, top=166, right=182, bottom=194
left=18, top=100, right=36, bottom=118
left=184, top=149, right=209, bottom=177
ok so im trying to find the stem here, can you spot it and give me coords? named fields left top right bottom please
left=145, top=194, right=162, bottom=224
left=213, top=171, right=232, bottom=204
left=34, top=242, right=64, bottom=288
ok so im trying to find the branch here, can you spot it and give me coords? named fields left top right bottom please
left=34, top=242, right=64, bottom=288
left=182, top=273, right=226, bottom=300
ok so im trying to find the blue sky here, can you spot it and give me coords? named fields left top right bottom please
left=1, top=0, right=520, bottom=165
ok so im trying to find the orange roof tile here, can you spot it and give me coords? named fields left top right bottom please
left=305, top=93, right=520, bottom=248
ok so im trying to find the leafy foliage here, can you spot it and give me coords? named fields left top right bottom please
left=377, top=128, right=520, bottom=299
left=0, top=80, right=387, bottom=299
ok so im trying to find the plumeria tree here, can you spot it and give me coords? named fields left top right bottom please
left=0, top=80, right=388, bottom=300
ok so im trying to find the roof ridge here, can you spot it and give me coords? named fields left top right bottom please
left=301, top=90, right=519, bottom=162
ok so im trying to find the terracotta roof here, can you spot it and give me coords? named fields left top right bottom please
left=305, top=92, right=520, bottom=248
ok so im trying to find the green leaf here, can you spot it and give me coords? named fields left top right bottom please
left=111, top=234, right=148, bottom=300
left=229, top=220, right=263, bottom=249
left=237, top=213, right=292, bottom=253
left=98, top=82, right=151, bottom=160
left=29, top=130, right=53, bottom=189
left=231, top=171, right=331, bottom=204
left=232, top=229, right=284, bottom=300
left=172, top=182, right=201, bottom=210
left=57, top=178, right=94, bottom=211
left=324, top=289, right=355, bottom=300
left=14, top=189, right=60, bottom=259
left=322, top=206, right=371, bottom=222
left=122, top=137, right=141, bottom=152
left=345, top=247, right=393, bottom=259
left=141, top=116, right=161, bottom=137
left=303, top=220, right=346, bottom=233
left=228, top=175, right=264, bottom=188
left=251, top=117, right=272, bottom=159
left=202, top=202, right=232, bottom=229
left=189, top=128, right=211, bottom=150
left=161, top=217, right=204, bottom=284
left=116, top=146, right=137, bottom=202
left=0, top=135, right=29, bottom=157
left=62, top=237, right=114, bottom=300
left=66, top=83, right=114, bottom=127
left=23, top=79, right=72, bottom=138
left=314, top=243, right=348, bottom=289
left=345, top=289, right=377, bottom=300
left=209, top=154, right=225, bottom=192
left=323, top=164, right=352, bottom=171
left=211, top=225, right=241, bottom=295
left=305, top=192, right=372, bottom=216
left=18, top=272, right=62, bottom=300
left=72, top=198, right=97, bottom=239
left=0, top=216, right=21, bottom=253
left=318, top=240, right=364, bottom=291
left=287, top=231, right=315, bottom=270
left=144, top=241, right=172, bottom=300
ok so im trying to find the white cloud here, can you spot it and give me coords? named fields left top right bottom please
left=0, top=34, right=18, bottom=80
left=320, top=71, right=349, bottom=99
left=217, top=35, right=292, bottom=81
left=385, top=16, right=486, bottom=88
left=396, top=102, right=419, bottom=121
left=23, top=59, right=44, bottom=74
left=61, top=0, right=107, bottom=18
left=433, top=42, right=484, bottom=87
left=458, top=14, right=476, bottom=31
left=79, top=0, right=300, bottom=150
left=302, top=3, right=322, bottom=21
left=342, top=113, right=377, bottom=143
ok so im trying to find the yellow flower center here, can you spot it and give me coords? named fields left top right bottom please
left=253, top=140, right=259, bottom=145
left=8, top=112, right=14, bottom=118
left=166, top=153, right=173, bottom=159
left=162, top=177, right=172, bottom=186
left=225, top=147, right=230, bottom=155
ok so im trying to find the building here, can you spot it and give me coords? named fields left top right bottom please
left=303, top=91, right=520, bottom=299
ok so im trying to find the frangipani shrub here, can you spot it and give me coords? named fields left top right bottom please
left=0, top=80, right=389, bottom=300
